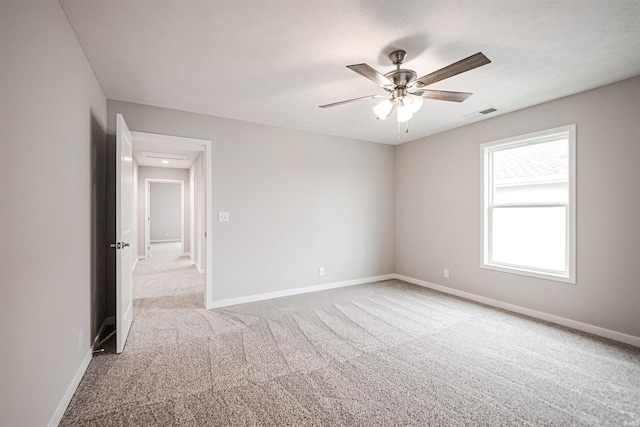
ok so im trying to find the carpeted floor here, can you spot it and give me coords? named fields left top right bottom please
left=61, top=257, right=640, bottom=426
left=148, top=241, right=183, bottom=259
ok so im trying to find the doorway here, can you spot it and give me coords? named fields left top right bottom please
left=110, top=117, right=213, bottom=355
left=130, top=131, right=213, bottom=309
left=145, top=179, right=185, bottom=259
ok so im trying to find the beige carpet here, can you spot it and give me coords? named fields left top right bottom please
left=61, top=257, right=640, bottom=426
left=148, top=241, right=183, bottom=259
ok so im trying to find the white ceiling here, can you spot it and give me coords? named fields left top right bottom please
left=60, top=0, right=640, bottom=145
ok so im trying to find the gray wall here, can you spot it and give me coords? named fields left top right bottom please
left=90, top=109, right=107, bottom=357
left=395, top=75, right=640, bottom=338
left=132, top=159, right=139, bottom=264
left=0, top=1, right=108, bottom=426
left=137, top=166, right=190, bottom=257
left=190, top=153, right=205, bottom=270
left=108, top=100, right=396, bottom=302
left=150, top=182, right=182, bottom=241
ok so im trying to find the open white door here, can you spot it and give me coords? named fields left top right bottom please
left=115, top=114, right=134, bottom=354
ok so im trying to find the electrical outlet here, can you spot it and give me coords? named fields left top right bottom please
left=218, top=212, right=229, bottom=222
left=319, top=267, right=325, bottom=276
left=443, top=269, right=450, bottom=279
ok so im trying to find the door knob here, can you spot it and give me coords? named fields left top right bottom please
left=110, top=242, right=122, bottom=249
left=122, top=242, right=130, bottom=248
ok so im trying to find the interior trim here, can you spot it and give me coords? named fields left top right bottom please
left=208, top=274, right=396, bottom=308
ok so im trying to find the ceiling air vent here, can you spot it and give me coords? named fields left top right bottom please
left=463, top=107, right=498, bottom=120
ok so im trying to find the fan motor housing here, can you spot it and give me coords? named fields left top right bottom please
left=384, top=69, right=417, bottom=88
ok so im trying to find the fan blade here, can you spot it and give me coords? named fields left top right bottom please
left=414, top=52, right=491, bottom=87
left=412, top=89, right=473, bottom=102
left=319, top=94, right=387, bottom=108
left=347, top=64, right=394, bottom=87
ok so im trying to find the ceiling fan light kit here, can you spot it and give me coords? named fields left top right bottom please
left=320, top=49, right=491, bottom=136
left=396, top=100, right=414, bottom=123
left=373, top=99, right=394, bottom=119
left=405, top=94, right=424, bottom=113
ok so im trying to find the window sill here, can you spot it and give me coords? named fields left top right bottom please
left=481, top=263, right=575, bottom=284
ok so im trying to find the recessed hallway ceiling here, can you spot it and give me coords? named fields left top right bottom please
left=60, top=0, right=640, bottom=145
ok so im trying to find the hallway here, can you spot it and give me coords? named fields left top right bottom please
left=148, top=241, right=184, bottom=259
left=133, top=255, right=204, bottom=309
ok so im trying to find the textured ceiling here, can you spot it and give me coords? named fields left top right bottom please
left=60, top=0, right=640, bottom=145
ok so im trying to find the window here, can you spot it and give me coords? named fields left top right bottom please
left=481, top=125, right=576, bottom=283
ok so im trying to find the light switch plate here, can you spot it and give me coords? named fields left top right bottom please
left=218, top=212, right=229, bottom=222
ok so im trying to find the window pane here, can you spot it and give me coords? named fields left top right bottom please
left=493, top=139, right=568, bottom=204
left=491, top=206, right=566, bottom=272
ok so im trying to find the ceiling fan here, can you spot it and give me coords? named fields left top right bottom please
left=319, top=50, right=491, bottom=124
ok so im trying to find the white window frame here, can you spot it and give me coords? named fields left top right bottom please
left=480, top=124, right=576, bottom=284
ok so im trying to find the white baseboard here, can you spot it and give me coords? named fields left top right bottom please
left=48, top=350, right=92, bottom=427
left=208, top=274, right=395, bottom=309
left=182, top=252, right=190, bottom=257
left=393, top=274, right=640, bottom=348
left=194, top=261, right=203, bottom=273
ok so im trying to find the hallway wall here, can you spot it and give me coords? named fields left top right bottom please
left=150, top=182, right=182, bottom=242
left=189, top=153, right=205, bottom=271
left=137, top=167, right=191, bottom=258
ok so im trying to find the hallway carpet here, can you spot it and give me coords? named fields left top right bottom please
left=61, top=259, right=640, bottom=426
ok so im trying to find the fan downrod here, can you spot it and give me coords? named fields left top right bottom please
left=384, top=50, right=416, bottom=87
